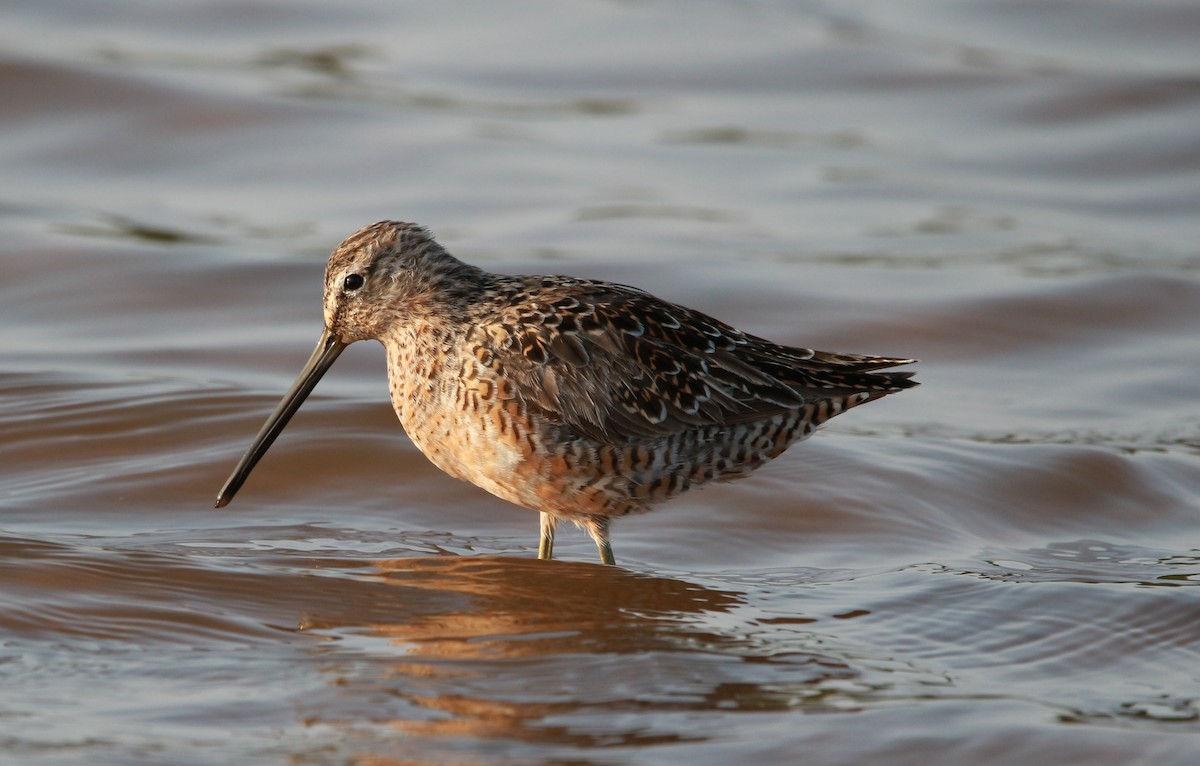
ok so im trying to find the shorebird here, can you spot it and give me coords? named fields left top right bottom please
left=216, top=221, right=917, bottom=564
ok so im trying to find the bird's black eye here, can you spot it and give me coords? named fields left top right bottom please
left=343, top=274, right=365, bottom=291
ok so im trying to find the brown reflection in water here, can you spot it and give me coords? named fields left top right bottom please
left=360, top=555, right=741, bottom=653
left=299, top=556, right=853, bottom=756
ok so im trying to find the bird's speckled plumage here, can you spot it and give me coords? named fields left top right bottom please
left=217, top=220, right=918, bottom=564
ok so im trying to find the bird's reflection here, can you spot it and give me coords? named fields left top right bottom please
left=296, top=553, right=856, bottom=761
left=305, top=554, right=743, bottom=655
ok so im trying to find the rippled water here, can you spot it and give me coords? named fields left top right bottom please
left=2, top=1, right=1199, bottom=764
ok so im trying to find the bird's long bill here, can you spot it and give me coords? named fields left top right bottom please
left=214, top=328, right=347, bottom=509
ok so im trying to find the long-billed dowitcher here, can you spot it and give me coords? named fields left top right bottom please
left=216, top=221, right=917, bottom=564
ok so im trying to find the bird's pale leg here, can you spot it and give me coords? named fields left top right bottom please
left=538, top=512, right=556, bottom=560
left=585, top=517, right=616, bottom=566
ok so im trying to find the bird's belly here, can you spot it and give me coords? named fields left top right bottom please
left=397, top=404, right=524, bottom=497
left=393, top=390, right=639, bottom=518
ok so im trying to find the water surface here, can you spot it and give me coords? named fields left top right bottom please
left=2, top=1, right=1199, bottom=764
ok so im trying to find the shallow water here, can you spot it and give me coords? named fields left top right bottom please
left=2, top=1, right=1199, bottom=764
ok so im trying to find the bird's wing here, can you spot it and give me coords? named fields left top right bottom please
left=467, top=279, right=915, bottom=444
